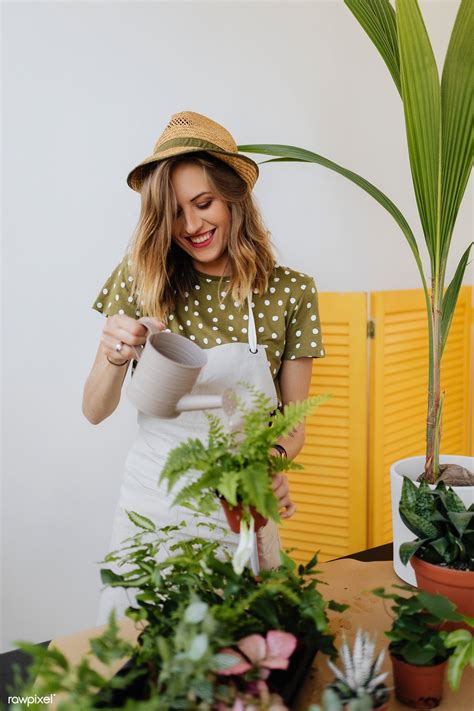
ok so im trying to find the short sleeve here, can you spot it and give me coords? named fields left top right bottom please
left=91, top=256, right=141, bottom=319
left=283, top=276, right=325, bottom=360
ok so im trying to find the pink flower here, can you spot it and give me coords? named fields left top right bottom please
left=216, top=630, right=297, bottom=680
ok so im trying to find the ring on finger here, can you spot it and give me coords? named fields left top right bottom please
left=115, top=342, right=123, bottom=353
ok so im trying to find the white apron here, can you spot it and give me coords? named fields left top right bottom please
left=96, top=294, right=280, bottom=626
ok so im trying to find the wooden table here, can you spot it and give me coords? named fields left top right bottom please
left=293, top=558, right=473, bottom=710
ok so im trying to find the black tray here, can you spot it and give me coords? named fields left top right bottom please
left=95, top=636, right=318, bottom=708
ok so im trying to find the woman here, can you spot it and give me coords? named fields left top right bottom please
left=83, top=111, right=325, bottom=625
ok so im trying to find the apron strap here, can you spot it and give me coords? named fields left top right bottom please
left=246, top=294, right=258, bottom=353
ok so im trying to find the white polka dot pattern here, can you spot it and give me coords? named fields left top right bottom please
left=92, top=258, right=325, bottom=401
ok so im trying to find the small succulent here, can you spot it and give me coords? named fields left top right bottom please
left=326, top=630, right=389, bottom=709
left=309, top=687, right=375, bottom=710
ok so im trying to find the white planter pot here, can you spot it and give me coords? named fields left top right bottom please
left=390, top=455, right=474, bottom=585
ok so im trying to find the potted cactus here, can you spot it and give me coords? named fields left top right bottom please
left=324, top=629, right=390, bottom=710
left=372, top=585, right=465, bottom=708
left=398, top=476, right=474, bottom=624
left=237, top=0, right=474, bottom=584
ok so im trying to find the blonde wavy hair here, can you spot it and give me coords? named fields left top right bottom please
left=126, top=152, right=276, bottom=321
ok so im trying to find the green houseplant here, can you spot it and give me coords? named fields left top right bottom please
left=237, top=0, right=473, bottom=487
left=236, top=0, right=473, bottom=587
left=10, top=520, right=346, bottom=709
left=371, top=585, right=465, bottom=708
left=398, top=476, right=474, bottom=621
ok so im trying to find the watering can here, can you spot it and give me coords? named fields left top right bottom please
left=126, top=317, right=236, bottom=418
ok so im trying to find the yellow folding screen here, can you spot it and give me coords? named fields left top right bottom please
left=279, top=287, right=472, bottom=562
left=368, top=286, right=472, bottom=547
left=279, top=293, right=368, bottom=564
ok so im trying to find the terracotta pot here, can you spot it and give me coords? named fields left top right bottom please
left=390, top=654, right=446, bottom=709
left=412, top=555, right=474, bottom=631
left=219, top=497, right=268, bottom=533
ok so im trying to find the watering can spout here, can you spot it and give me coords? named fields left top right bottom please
left=176, top=388, right=236, bottom=416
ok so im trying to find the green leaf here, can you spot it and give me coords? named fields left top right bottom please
left=238, top=143, right=426, bottom=293
left=126, top=510, right=156, bottom=532
left=400, top=476, right=419, bottom=510
left=217, top=471, right=240, bottom=506
left=441, top=485, right=468, bottom=514
left=100, top=568, right=124, bottom=586
left=399, top=506, right=438, bottom=539
left=444, top=629, right=472, bottom=647
left=440, top=0, right=474, bottom=260
left=441, top=244, right=473, bottom=354
left=447, top=641, right=472, bottom=691
left=240, top=465, right=270, bottom=514
left=402, top=640, right=438, bottom=665
left=396, top=0, right=441, bottom=263
left=447, top=511, right=473, bottom=538
left=414, top=479, right=437, bottom=519
left=344, top=0, right=401, bottom=95
left=429, top=535, right=454, bottom=562
left=418, top=591, right=461, bottom=622
left=399, top=538, right=426, bottom=565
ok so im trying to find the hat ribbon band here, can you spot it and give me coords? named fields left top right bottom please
left=156, top=137, right=232, bottom=154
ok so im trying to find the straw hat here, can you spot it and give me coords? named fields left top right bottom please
left=126, top=111, right=259, bottom=193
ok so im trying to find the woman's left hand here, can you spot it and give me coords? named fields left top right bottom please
left=271, top=473, right=297, bottom=519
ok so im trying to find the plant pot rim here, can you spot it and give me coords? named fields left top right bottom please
left=389, top=652, right=448, bottom=670
left=412, top=554, right=474, bottom=577
left=391, top=454, right=474, bottom=468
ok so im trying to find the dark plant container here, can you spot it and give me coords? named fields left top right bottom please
left=94, top=655, right=149, bottom=706
left=390, top=653, right=447, bottom=709
left=266, top=636, right=319, bottom=705
left=95, top=636, right=319, bottom=707
left=219, top=497, right=268, bottom=533
left=412, top=555, right=474, bottom=630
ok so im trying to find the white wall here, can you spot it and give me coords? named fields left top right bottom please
left=2, top=0, right=472, bottom=652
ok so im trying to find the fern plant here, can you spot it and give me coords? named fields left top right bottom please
left=159, top=382, right=328, bottom=525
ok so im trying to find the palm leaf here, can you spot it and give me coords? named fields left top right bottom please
left=440, top=0, right=474, bottom=261
left=238, top=143, right=429, bottom=298
left=344, top=0, right=401, bottom=95
left=396, top=0, right=441, bottom=266
left=441, top=243, right=473, bottom=355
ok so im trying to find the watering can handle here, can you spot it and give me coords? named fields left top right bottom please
left=131, top=317, right=165, bottom=361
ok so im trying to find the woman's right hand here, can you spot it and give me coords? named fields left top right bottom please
left=101, top=315, right=166, bottom=364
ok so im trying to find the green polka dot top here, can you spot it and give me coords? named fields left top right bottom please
left=92, top=256, right=325, bottom=406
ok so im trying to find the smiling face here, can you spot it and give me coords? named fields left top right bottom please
left=171, top=162, right=232, bottom=277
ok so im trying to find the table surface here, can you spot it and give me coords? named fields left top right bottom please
left=0, top=544, right=393, bottom=706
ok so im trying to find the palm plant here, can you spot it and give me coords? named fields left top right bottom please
left=238, top=0, right=473, bottom=484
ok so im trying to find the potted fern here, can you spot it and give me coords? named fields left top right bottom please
left=372, top=585, right=466, bottom=708
left=236, top=0, right=473, bottom=584
left=398, top=477, right=474, bottom=623
left=159, top=383, right=328, bottom=572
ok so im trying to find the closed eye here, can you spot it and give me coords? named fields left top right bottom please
left=175, top=200, right=212, bottom=218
